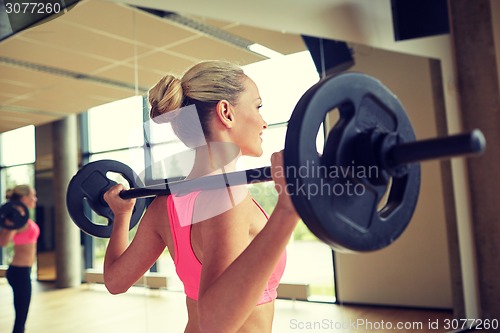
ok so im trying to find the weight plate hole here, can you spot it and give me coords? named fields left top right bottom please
left=318, top=108, right=341, bottom=155
left=377, top=176, right=393, bottom=212
left=83, top=199, right=109, bottom=226
left=106, top=171, right=131, bottom=190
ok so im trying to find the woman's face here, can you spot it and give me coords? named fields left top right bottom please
left=231, top=77, right=268, bottom=157
left=20, top=189, right=37, bottom=210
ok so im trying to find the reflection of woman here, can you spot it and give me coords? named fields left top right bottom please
left=103, top=61, right=300, bottom=332
left=0, top=185, right=39, bottom=333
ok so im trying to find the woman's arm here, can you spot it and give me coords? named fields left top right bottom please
left=197, top=200, right=298, bottom=333
left=0, top=227, right=15, bottom=247
left=197, top=152, right=300, bottom=333
left=103, top=186, right=167, bottom=294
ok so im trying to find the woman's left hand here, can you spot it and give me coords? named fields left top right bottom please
left=103, top=184, right=136, bottom=218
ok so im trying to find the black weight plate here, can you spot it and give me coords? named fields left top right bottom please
left=284, top=72, right=420, bottom=252
left=66, top=160, right=147, bottom=238
left=0, top=201, right=29, bottom=230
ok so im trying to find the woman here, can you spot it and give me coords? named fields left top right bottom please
left=103, top=61, right=300, bottom=332
left=0, top=184, right=39, bottom=333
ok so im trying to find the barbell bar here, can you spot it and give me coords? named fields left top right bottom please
left=119, top=130, right=484, bottom=200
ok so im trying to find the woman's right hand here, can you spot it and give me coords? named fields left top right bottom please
left=103, top=184, right=136, bottom=219
left=270, top=150, right=297, bottom=214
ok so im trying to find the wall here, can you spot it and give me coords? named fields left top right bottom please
left=493, top=0, right=500, bottom=90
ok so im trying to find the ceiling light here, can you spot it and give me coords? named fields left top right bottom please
left=248, top=43, right=283, bottom=59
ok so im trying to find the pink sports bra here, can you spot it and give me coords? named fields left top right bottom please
left=13, top=219, right=40, bottom=245
left=167, top=192, right=286, bottom=305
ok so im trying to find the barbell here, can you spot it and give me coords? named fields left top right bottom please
left=66, top=72, right=486, bottom=252
left=0, top=201, right=29, bottom=230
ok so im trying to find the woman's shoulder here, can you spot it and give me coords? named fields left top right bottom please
left=141, top=196, right=170, bottom=229
left=147, top=195, right=169, bottom=214
left=193, top=186, right=252, bottom=224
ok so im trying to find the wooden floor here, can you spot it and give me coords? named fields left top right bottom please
left=0, top=279, right=453, bottom=333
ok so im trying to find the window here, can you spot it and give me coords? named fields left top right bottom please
left=87, top=96, right=144, bottom=153
left=243, top=51, right=320, bottom=125
left=0, top=126, right=36, bottom=265
left=84, top=96, right=145, bottom=268
left=0, top=125, right=35, bottom=166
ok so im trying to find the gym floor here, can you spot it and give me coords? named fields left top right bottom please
left=0, top=279, right=453, bottom=333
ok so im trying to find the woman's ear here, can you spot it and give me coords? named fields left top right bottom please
left=215, top=100, right=235, bottom=129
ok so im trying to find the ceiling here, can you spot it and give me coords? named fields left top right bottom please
left=0, top=0, right=306, bottom=134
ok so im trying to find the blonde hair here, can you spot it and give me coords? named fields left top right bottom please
left=148, top=61, right=247, bottom=147
left=6, top=185, right=33, bottom=202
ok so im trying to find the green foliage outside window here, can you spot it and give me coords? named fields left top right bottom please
left=249, top=183, right=318, bottom=241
